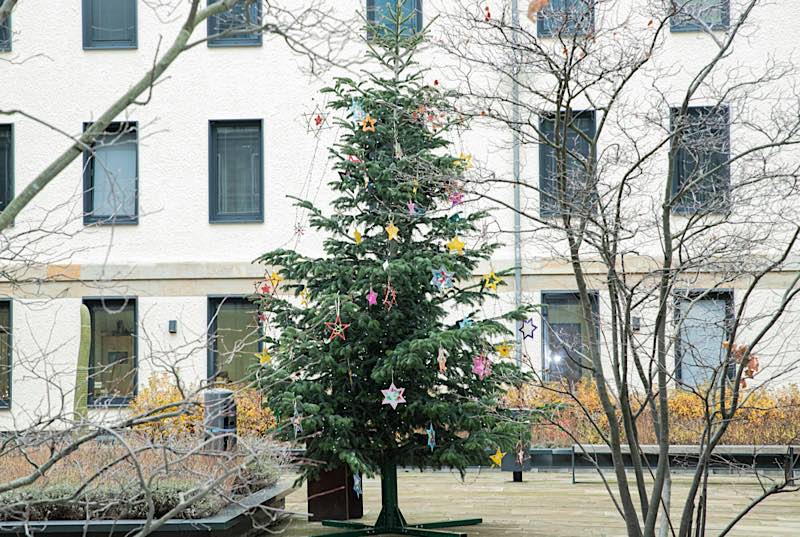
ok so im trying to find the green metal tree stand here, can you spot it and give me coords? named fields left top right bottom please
left=312, top=459, right=482, bottom=537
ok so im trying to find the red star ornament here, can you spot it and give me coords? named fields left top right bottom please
left=325, top=314, right=350, bottom=342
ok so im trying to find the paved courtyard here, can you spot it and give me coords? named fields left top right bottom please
left=275, top=468, right=800, bottom=536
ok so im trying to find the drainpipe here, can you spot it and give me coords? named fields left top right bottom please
left=512, top=0, right=523, bottom=366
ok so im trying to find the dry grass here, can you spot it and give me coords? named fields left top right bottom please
left=0, top=434, right=285, bottom=521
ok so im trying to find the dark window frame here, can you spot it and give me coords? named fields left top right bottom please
left=0, top=299, right=12, bottom=409
left=82, top=0, right=138, bottom=50
left=673, top=289, right=735, bottom=386
left=537, top=0, right=595, bottom=38
left=670, top=0, right=730, bottom=32
left=669, top=105, right=731, bottom=215
left=208, top=119, right=264, bottom=223
left=0, top=124, right=13, bottom=216
left=540, top=290, right=600, bottom=383
left=539, top=110, right=597, bottom=218
left=207, top=0, right=263, bottom=47
left=206, top=295, right=263, bottom=382
left=366, top=0, right=423, bottom=36
left=82, top=121, right=139, bottom=225
left=84, top=297, right=138, bottom=408
left=0, top=13, right=11, bottom=53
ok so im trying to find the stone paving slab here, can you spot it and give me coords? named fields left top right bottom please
left=274, top=468, right=800, bottom=536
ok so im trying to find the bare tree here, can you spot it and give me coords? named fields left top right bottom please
left=437, top=1, right=800, bottom=535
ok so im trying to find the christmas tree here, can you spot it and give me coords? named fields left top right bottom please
left=256, top=5, right=528, bottom=535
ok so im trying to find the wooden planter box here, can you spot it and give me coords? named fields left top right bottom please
left=0, top=478, right=298, bottom=537
left=307, top=466, right=363, bottom=522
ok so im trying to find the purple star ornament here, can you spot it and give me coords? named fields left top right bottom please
left=519, top=318, right=538, bottom=340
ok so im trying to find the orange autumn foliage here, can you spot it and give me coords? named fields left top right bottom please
left=505, top=380, right=800, bottom=447
left=131, top=373, right=276, bottom=440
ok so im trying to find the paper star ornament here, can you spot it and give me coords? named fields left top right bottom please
left=367, top=288, right=378, bottom=306
left=449, top=191, right=464, bottom=206
left=361, top=113, right=377, bottom=132
left=437, top=347, right=448, bottom=372
left=291, top=401, right=302, bottom=438
left=350, top=99, right=367, bottom=122
left=447, top=236, right=465, bottom=255
left=268, top=271, right=283, bottom=288
left=430, top=267, right=455, bottom=291
left=472, top=354, right=492, bottom=380
left=354, top=229, right=363, bottom=245
left=325, top=315, right=350, bottom=342
left=353, top=473, right=363, bottom=497
left=496, top=343, right=513, bottom=358
left=386, top=221, right=399, bottom=241
left=459, top=316, right=474, bottom=329
left=483, top=271, right=502, bottom=291
left=381, top=383, right=406, bottom=410
left=427, top=423, right=436, bottom=451
left=457, top=152, right=474, bottom=170
left=520, top=318, right=538, bottom=340
left=256, top=349, right=272, bottom=365
left=383, top=283, right=397, bottom=310
left=299, top=288, right=311, bottom=307
left=489, top=448, right=506, bottom=467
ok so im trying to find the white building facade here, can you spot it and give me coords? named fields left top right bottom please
left=1, top=0, right=800, bottom=428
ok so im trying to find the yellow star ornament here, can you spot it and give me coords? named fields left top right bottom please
left=299, top=288, right=311, bottom=307
left=268, top=271, right=284, bottom=288
left=447, top=236, right=465, bottom=255
left=457, top=152, right=474, bottom=170
left=489, top=448, right=506, bottom=467
left=496, top=343, right=512, bottom=358
left=361, top=113, right=377, bottom=133
left=386, top=222, right=399, bottom=241
left=354, top=229, right=363, bottom=245
left=256, top=349, right=272, bottom=366
left=483, top=271, right=503, bottom=291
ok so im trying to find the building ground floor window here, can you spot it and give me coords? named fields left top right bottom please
left=675, top=290, right=734, bottom=388
left=84, top=298, right=137, bottom=406
left=541, top=291, right=599, bottom=384
left=207, top=296, right=261, bottom=384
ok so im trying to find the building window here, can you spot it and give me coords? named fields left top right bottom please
left=82, top=0, right=137, bottom=49
left=0, top=125, right=12, bottom=214
left=83, top=122, right=138, bottom=224
left=367, top=0, right=422, bottom=36
left=207, top=297, right=261, bottom=383
left=207, top=0, right=262, bottom=47
left=85, top=298, right=137, bottom=406
left=0, top=301, right=11, bottom=408
left=209, top=120, right=263, bottom=223
left=671, top=0, right=729, bottom=32
left=0, top=14, right=11, bottom=52
left=541, top=291, right=599, bottom=384
left=670, top=106, right=730, bottom=214
left=539, top=111, right=595, bottom=217
left=675, top=291, right=733, bottom=388
left=537, top=0, right=594, bottom=37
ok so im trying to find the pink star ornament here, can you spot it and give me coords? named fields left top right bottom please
left=367, top=288, right=378, bottom=306
left=472, top=355, right=493, bottom=380
left=381, top=383, right=406, bottom=410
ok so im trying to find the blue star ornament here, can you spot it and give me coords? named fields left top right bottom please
left=349, top=98, right=367, bottom=122
left=430, top=267, right=454, bottom=291
left=459, top=316, right=474, bottom=329
left=519, top=318, right=538, bottom=340
left=426, top=423, right=436, bottom=451
left=353, top=473, right=363, bottom=498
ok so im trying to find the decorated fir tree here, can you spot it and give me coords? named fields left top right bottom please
left=256, top=7, right=528, bottom=536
